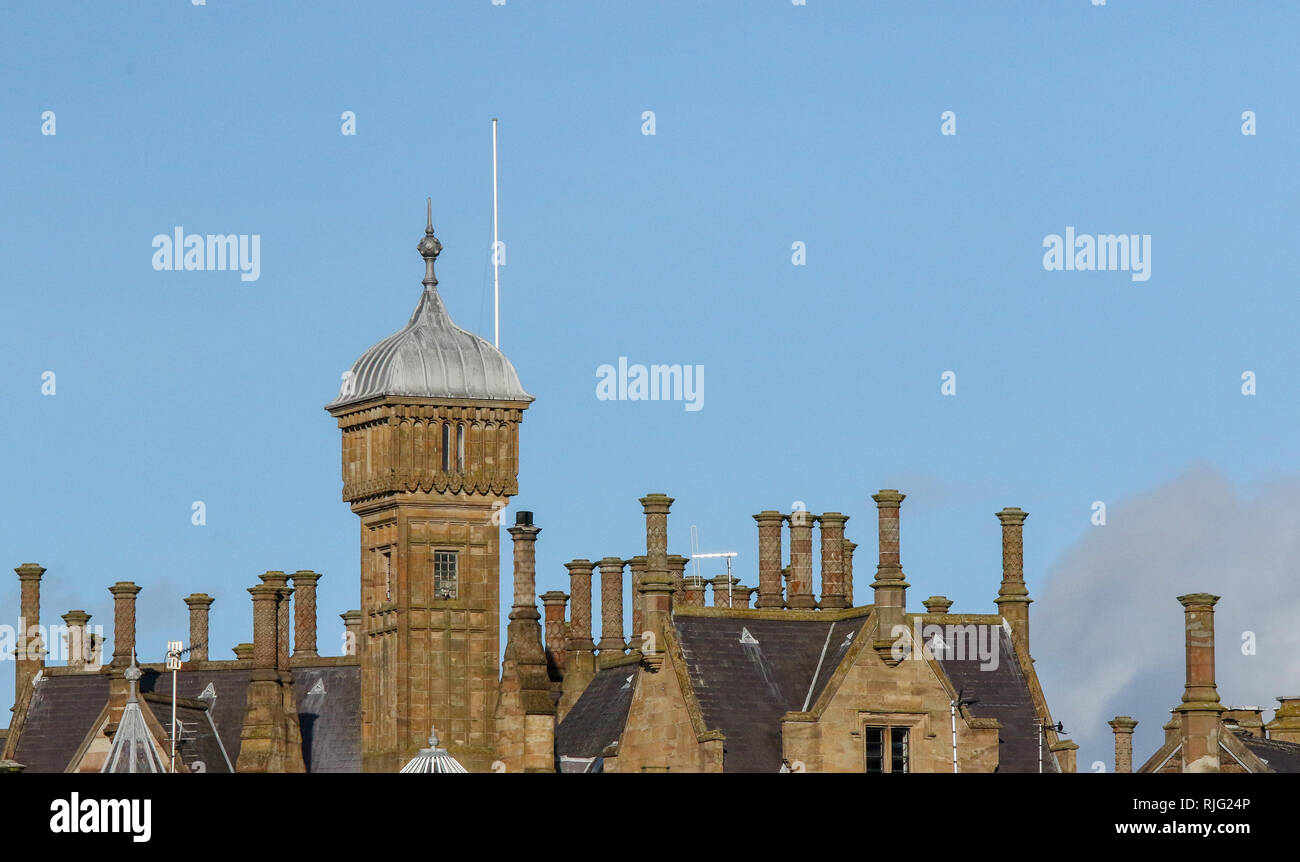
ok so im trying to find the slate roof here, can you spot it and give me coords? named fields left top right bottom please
left=675, top=611, right=870, bottom=773
left=139, top=667, right=250, bottom=765
left=935, top=625, right=1056, bottom=773
left=555, top=663, right=638, bottom=763
left=293, top=665, right=361, bottom=772
left=10, top=674, right=110, bottom=773
left=140, top=694, right=233, bottom=773
left=1242, top=736, right=1300, bottom=773
left=11, top=662, right=360, bottom=773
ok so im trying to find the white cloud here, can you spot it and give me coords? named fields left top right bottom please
left=1035, top=463, right=1300, bottom=771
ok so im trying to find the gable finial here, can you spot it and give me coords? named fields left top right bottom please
left=417, top=198, right=442, bottom=287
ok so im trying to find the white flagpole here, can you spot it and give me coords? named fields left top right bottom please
left=492, top=118, right=500, bottom=349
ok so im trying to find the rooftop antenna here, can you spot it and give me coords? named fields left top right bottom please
left=492, top=117, right=500, bottom=348
left=164, top=638, right=205, bottom=774
left=691, top=551, right=739, bottom=607
left=690, top=525, right=701, bottom=579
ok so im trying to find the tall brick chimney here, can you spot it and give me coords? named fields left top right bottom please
left=681, top=575, right=706, bottom=606
left=627, top=556, right=647, bottom=643
left=753, top=511, right=785, bottom=608
left=1108, top=716, right=1138, bottom=773
left=108, top=581, right=141, bottom=669
left=341, top=609, right=361, bottom=656
left=559, top=560, right=596, bottom=718
left=638, top=494, right=676, bottom=671
left=104, top=581, right=141, bottom=730
left=710, top=574, right=738, bottom=607
left=495, top=511, right=556, bottom=772
left=258, top=571, right=292, bottom=670
left=237, top=581, right=305, bottom=773
left=61, top=609, right=91, bottom=671
left=843, top=539, right=857, bottom=607
left=540, top=590, right=569, bottom=682
left=1175, top=593, right=1225, bottom=772
left=184, top=593, right=214, bottom=662
left=787, top=510, right=817, bottom=609
left=994, top=507, right=1032, bottom=658
left=596, top=557, right=626, bottom=662
left=668, top=554, right=688, bottom=601
left=15, top=564, right=45, bottom=695
left=818, top=513, right=849, bottom=608
left=290, top=570, right=320, bottom=659
left=1265, top=696, right=1300, bottom=743
left=869, top=491, right=908, bottom=638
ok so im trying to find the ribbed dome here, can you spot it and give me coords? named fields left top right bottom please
left=328, top=207, right=533, bottom=409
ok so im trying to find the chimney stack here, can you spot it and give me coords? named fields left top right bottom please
left=341, top=609, right=361, bottom=656
left=105, top=581, right=140, bottom=729
left=869, top=491, right=908, bottom=637
left=818, top=513, right=849, bottom=608
left=108, top=581, right=141, bottom=669
left=540, top=590, right=569, bottom=680
left=258, top=572, right=292, bottom=672
left=787, top=510, right=817, bottom=608
left=291, top=571, right=321, bottom=659
left=668, top=554, right=688, bottom=600
left=995, top=508, right=1032, bottom=658
left=238, top=584, right=291, bottom=772
left=1222, top=707, right=1265, bottom=738
left=710, top=574, right=739, bottom=608
left=753, top=511, right=785, bottom=608
left=732, top=585, right=754, bottom=609
left=496, top=511, right=556, bottom=771
left=184, top=593, right=214, bottom=662
left=923, top=596, right=953, bottom=614
left=596, top=557, right=627, bottom=661
left=1108, top=716, right=1138, bottom=773
left=842, top=539, right=857, bottom=607
left=681, top=575, right=706, bottom=607
left=560, top=560, right=597, bottom=717
left=1175, top=593, right=1225, bottom=772
left=15, top=564, right=45, bottom=694
left=1265, top=696, right=1300, bottom=743
left=627, top=556, right=647, bottom=640
left=638, top=494, right=676, bottom=669
left=61, top=610, right=91, bottom=671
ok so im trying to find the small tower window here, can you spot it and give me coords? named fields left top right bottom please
left=441, top=422, right=450, bottom=471
left=381, top=550, right=393, bottom=602
left=434, top=551, right=458, bottom=599
left=456, top=423, right=465, bottom=472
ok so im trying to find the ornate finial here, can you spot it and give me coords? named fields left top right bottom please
left=428, top=724, right=440, bottom=749
left=124, top=652, right=142, bottom=701
left=417, top=197, right=442, bottom=287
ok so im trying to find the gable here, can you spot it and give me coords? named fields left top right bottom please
left=675, top=611, right=870, bottom=773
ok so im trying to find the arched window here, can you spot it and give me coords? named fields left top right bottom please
left=456, top=423, right=465, bottom=472
left=441, top=422, right=450, bottom=472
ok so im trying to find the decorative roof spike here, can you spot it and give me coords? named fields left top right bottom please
left=417, top=197, right=443, bottom=287
left=101, top=655, right=167, bottom=773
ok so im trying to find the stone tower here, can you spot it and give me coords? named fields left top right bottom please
left=327, top=202, right=533, bottom=772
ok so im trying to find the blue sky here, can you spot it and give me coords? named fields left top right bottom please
left=3, top=1, right=1298, bottom=767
